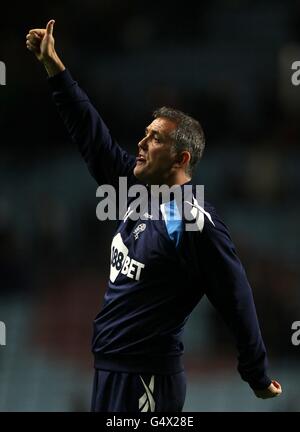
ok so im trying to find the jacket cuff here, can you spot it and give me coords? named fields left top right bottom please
left=48, top=69, right=75, bottom=91
left=248, top=375, right=272, bottom=390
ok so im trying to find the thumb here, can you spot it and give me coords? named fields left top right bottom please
left=46, top=19, right=55, bottom=36
left=270, top=381, right=282, bottom=394
left=272, top=381, right=282, bottom=392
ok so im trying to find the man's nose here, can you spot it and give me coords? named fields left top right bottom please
left=138, top=136, right=148, bottom=151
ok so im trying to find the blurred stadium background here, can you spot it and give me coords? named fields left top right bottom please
left=0, top=0, right=300, bottom=411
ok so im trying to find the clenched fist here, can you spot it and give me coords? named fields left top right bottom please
left=253, top=380, right=282, bottom=399
left=26, top=20, right=65, bottom=77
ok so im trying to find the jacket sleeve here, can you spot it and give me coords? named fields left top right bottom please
left=193, top=209, right=271, bottom=390
left=48, top=69, right=136, bottom=188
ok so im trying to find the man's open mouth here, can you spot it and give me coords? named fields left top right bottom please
left=136, top=155, right=146, bottom=164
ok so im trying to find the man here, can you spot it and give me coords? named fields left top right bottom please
left=26, top=20, right=282, bottom=412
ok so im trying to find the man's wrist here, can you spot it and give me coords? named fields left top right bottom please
left=42, top=53, right=65, bottom=78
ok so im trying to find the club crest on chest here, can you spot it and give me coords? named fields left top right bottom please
left=133, top=223, right=147, bottom=240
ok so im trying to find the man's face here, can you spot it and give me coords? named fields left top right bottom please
left=134, top=117, right=178, bottom=185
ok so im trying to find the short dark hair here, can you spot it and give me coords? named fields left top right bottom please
left=153, top=106, right=205, bottom=176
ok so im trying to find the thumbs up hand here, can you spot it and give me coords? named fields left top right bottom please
left=26, top=20, right=65, bottom=77
left=26, top=20, right=56, bottom=62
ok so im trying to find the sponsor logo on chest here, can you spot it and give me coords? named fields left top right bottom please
left=110, top=233, right=145, bottom=283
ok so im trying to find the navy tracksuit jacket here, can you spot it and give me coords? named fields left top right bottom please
left=49, top=69, right=271, bottom=392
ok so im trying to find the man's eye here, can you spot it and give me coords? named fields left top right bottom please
left=154, top=137, right=160, bottom=142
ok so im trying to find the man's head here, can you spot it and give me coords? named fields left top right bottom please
left=133, top=106, right=205, bottom=186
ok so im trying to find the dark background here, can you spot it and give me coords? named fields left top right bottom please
left=0, top=0, right=300, bottom=411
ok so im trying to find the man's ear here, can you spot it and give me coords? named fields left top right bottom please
left=173, top=151, right=191, bottom=169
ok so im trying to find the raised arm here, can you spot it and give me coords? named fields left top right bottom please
left=26, top=20, right=136, bottom=188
